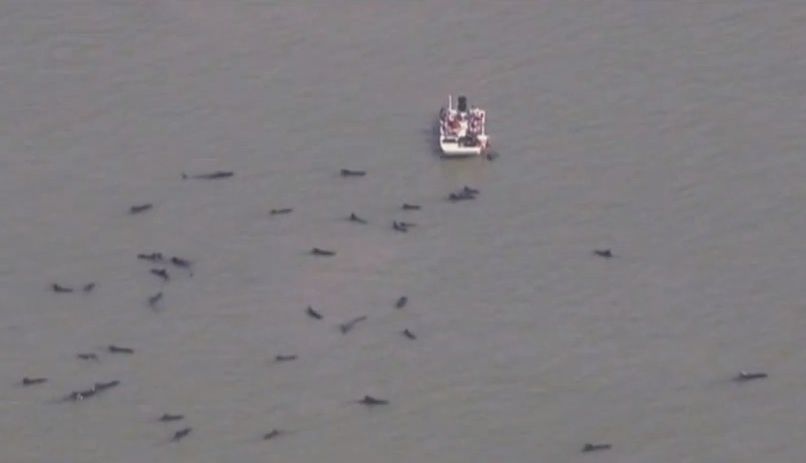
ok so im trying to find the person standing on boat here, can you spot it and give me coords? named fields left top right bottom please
left=449, top=115, right=460, bottom=132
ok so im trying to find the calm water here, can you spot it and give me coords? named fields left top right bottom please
left=1, top=1, right=805, bottom=462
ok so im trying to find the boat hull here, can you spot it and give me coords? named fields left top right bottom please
left=438, top=127, right=489, bottom=157
left=439, top=139, right=486, bottom=157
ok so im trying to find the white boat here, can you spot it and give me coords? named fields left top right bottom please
left=438, top=95, right=490, bottom=157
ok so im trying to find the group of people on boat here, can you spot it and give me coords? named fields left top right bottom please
left=441, top=107, right=485, bottom=139
left=438, top=96, right=492, bottom=154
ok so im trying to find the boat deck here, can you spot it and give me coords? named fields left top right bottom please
left=438, top=95, right=488, bottom=156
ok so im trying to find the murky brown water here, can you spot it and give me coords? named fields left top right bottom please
left=1, top=1, right=805, bottom=462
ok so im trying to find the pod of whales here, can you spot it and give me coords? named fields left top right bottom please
left=16, top=122, right=776, bottom=459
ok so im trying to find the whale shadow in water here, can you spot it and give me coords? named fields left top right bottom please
left=593, top=249, right=613, bottom=258
left=129, top=204, right=153, bottom=215
left=169, top=257, right=193, bottom=276
left=108, top=345, right=134, bottom=354
left=733, top=371, right=768, bottom=383
left=21, top=377, right=47, bottom=387
left=357, top=395, right=389, bottom=406
left=138, top=252, right=164, bottom=263
left=340, top=169, right=366, bottom=177
left=306, top=306, right=323, bottom=320
left=51, top=284, right=74, bottom=293
left=348, top=213, right=368, bottom=224
left=182, top=171, right=234, bottom=180
left=311, top=248, right=336, bottom=256
left=392, top=221, right=409, bottom=233
left=148, top=292, right=163, bottom=309
left=150, top=269, right=169, bottom=282
left=171, top=427, right=192, bottom=442
left=58, top=380, right=119, bottom=402
left=263, top=429, right=286, bottom=441
left=582, top=443, right=612, bottom=453
left=339, top=315, right=367, bottom=334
